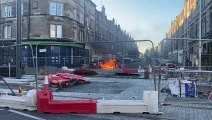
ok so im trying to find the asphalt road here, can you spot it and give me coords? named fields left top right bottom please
left=0, top=108, right=157, bottom=120
left=0, top=76, right=155, bottom=120
left=0, top=109, right=35, bottom=120
left=1, top=76, right=212, bottom=120
left=0, top=108, right=109, bottom=120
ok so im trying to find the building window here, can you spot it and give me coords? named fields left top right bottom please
left=79, top=12, right=84, bottom=24
left=201, top=0, right=205, bottom=10
left=195, top=23, right=199, bottom=38
left=73, top=9, right=77, bottom=20
left=32, top=0, right=38, bottom=9
left=202, top=16, right=206, bottom=35
left=50, top=2, right=63, bottom=16
left=4, top=25, right=12, bottom=38
left=21, top=4, right=24, bottom=15
left=210, top=12, right=212, bottom=32
left=50, top=24, right=62, bottom=38
left=74, top=27, right=77, bottom=40
left=80, top=31, right=84, bottom=42
left=85, top=17, right=89, bottom=27
left=2, top=5, right=12, bottom=17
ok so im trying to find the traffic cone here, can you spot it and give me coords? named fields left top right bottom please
left=43, top=76, right=50, bottom=91
left=19, top=86, right=24, bottom=96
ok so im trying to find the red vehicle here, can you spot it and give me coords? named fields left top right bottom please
left=165, top=61, right=177, bottom=68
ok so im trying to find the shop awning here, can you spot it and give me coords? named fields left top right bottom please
left=22, top=41, right=84, bottom=48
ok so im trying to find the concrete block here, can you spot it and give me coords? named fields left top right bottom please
left=97, top=100, right=148, bottom=113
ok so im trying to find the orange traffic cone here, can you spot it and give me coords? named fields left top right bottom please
left=43, top=76, right=50, bottom=91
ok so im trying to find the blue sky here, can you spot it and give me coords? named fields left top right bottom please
left=92, top=0, right=184, bottom=52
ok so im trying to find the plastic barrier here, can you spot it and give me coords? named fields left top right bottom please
left=97, top=91, right=158, bottom=114
left=143, top=91, right=158, bottom=113
left=97, top=100, right=147, bottom=113
left=123, top=67, right=138, bottom=74
left=0, top=90, right=37, bottom=111
left=37, top=91, right=97, bottom=114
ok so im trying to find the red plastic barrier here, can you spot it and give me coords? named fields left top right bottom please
left=37, top=91, right=97, bottom=114
left=152, top=67, right=166, bottom=73
left=123, top=67, right=138, bottom=74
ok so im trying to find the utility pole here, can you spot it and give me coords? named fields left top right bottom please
left=199, top=0, right=202, bottom=69
left=16, top=0, right=22, bottom=79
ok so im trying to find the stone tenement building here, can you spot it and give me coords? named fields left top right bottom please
left=95, top=6, right=136, bottom=56
left=0, top=0, right=137, bottom=67
left=167, top=0, right=212, bottom=67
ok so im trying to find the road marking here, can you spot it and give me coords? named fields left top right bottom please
left=0, top=109, right=4, bottom=110
left=8, top=110, right=45, bottom=120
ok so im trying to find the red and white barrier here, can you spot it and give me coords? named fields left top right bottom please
left=36, top=90, right=158, bottom=114
left=37, top=91, right=97, bottom=114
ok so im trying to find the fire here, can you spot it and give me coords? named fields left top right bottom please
left=99, top=59, right=117, bottom=70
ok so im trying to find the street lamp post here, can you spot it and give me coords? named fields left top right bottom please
left=199, top=0, right=202, bottom=69
left=16, top=0, right=22, bottom=79
left=35, top=44, right=38, bottom=90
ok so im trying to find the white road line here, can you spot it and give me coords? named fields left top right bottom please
left=0, top=109, right=4, bottom=110
left=8, top=110, right=45, bottom=120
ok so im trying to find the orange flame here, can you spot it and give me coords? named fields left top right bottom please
left=100, top=59, right=117, bottom=70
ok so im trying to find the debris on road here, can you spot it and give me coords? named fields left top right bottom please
left=47, top=73, right=90, bottom=89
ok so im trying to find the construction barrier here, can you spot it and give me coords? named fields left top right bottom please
left=121, top=67, right=150, bottom=79
left=0, top=89, right=37, bottom=111
left=123, top=67, right=138, bottom=74
left=0, top=73, right=159, bottom=114
left=97, top=91, right=158, bottom=114
left=0, top=89, right=158, bottom=114
left=36, top=90, right=158, bottom=114
left=37, top=91, right=97, bottom=114
left=97, top=100, right=147, bottom=113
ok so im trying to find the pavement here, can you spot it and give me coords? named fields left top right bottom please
left=159, top=96, right=212, bottom=120
left=0, top=75, right=212, bottom=120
